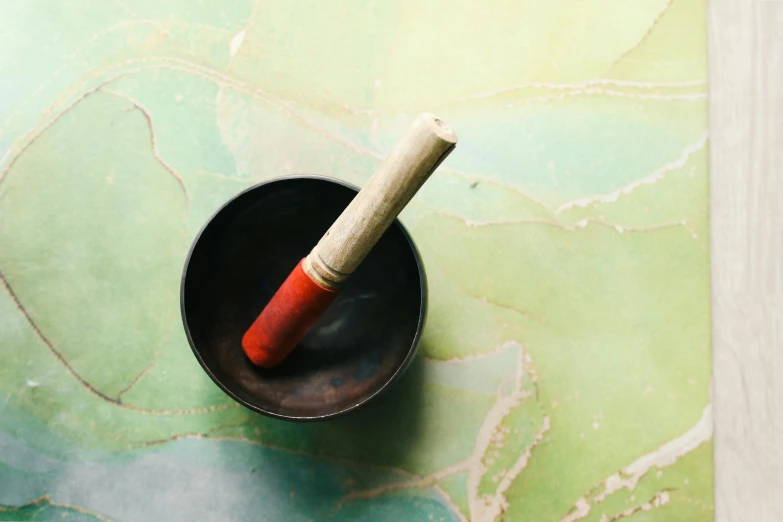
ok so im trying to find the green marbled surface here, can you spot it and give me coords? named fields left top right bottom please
left=0, top=1, right=712, bottom=520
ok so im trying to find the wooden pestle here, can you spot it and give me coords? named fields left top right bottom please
left=242, top=113, right=457, bottom=367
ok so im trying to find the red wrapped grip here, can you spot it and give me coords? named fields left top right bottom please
left=242, top=259, right=338, bottom=367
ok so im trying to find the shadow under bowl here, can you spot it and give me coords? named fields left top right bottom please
left=180, top=176, right=426, bottom=421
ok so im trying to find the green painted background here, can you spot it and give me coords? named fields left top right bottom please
left=0, top=1, right=712, bottom=520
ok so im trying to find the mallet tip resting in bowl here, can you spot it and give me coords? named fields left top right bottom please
left=242, top=113, right=457, bottom=367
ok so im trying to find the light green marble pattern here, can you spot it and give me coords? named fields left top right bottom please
left=0, top=0, right=712, bottom=520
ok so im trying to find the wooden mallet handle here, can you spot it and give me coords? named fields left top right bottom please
left=242, top=113, right=457, bottom=367
left=303, top=113, right=457, bottom=290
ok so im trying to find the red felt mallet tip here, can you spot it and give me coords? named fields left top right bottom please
left=242, top=260, right=337, bottom=367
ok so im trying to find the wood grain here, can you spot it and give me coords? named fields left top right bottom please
left=304, top=113, right=456, bottom=290
left=709, top=1, right=783, bottom=520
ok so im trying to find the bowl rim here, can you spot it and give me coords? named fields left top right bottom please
left=180, top=175, right=427, bottom=422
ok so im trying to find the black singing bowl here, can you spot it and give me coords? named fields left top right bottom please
left=180, top=176, right=426, bottom=421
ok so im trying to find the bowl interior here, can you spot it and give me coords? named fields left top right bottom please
left=181, top=177, right=425, bottom=420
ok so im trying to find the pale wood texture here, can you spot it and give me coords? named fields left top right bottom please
left=303, top=113, right=457, bottom=290
left=709, top=0, right=783, bottom=520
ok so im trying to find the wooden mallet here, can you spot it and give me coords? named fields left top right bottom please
left=242, top=113, right=458, bottom=367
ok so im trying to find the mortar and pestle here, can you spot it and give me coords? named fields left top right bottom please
left=181, top=114, right=457, bottom=420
